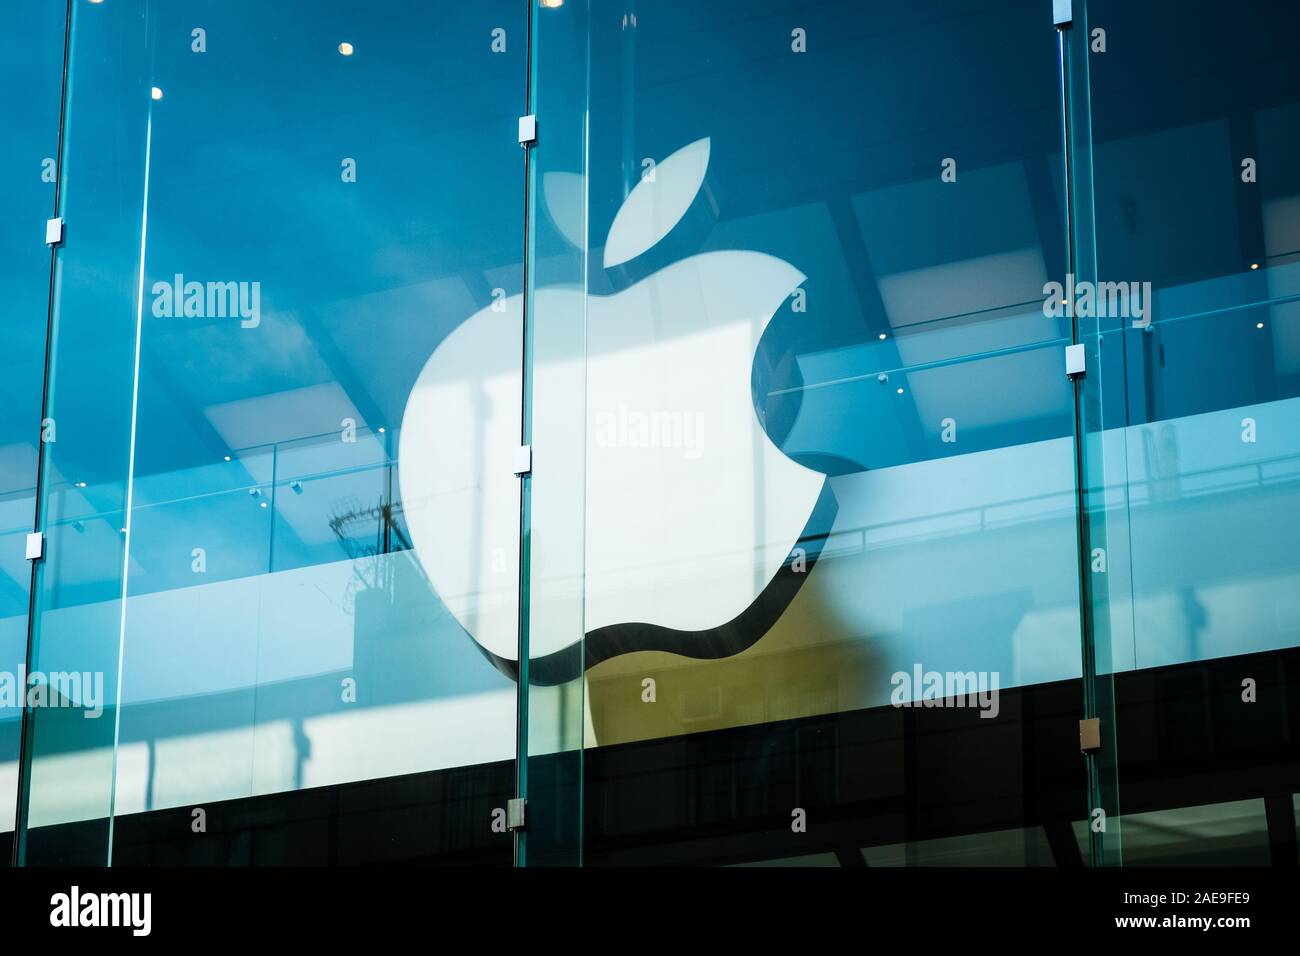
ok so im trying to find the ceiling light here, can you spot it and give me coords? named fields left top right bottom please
left=338, top=42, right=354, bottom=56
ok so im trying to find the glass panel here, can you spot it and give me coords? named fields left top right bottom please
left=532, top=0, right=1087, bottom=865
left=519, top=0, right=590, bottom=866
left=1115, top=800, right=1271, bottom=866
left=8, top=0, right=1296, bottom=873
left=19, top=0, right=150, bottom=865
left=1061, top=0, right=1121, bottom=866
left=20, top=0, right=529, bottom=865
left=0, top=0, right=68, bottom=862
left=1080, top=0, right=1300, bottom=865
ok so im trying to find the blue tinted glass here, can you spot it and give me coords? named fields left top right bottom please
left=113, top=0, right=525, bottom=864
left=520, top=0, right=591, bottom=867
left=1086, top=0, right=1300, bottom=671
left=575, top=0, right=1077, bottom=730
left=0, top=1, right=67, bottom=854
left=19, top=0, right=528, bottom=865
left=19, top=0, right=150, bottom=865
left=516, top=0, right=1086, bottom=865
left=1076, top=0, right=1300, bottom=866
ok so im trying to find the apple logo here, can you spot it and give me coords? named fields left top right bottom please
left=399, top=137, right=833, bottom=684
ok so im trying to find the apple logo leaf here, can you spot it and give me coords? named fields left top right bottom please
left=603, top=137, right=711, bottom=269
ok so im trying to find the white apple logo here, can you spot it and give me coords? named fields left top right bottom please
left=399, top=138, right=829, bottom=681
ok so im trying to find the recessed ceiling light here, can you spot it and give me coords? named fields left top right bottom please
left=540, top=0, right=565, bottom=8
left=377, top=426, right=385, bottom=433
left=896, top=387, right=904, bottom=395
left=75, top=481, right=87, bottom=488
left=1257, top=322, right=1265, bottom=329
left=151, top=87, right=163, bottom=100
left=878, top=333, right=887, bottom=340
left=223, top=455, right=232, bottom=462
left=1250, top=262, right=1260, bottom=270
left=338, top=42, right=354, bottom=56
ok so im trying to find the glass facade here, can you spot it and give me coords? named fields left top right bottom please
left=1, top=0, right=1297, bottom=867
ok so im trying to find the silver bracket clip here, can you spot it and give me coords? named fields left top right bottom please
left=25, top=531, right=44, bottom=561
left=1065, top=343, right=1086, bottom=378
left=507, top=797, right=526, bottom=831
left=1079, top=717, right=1101, bottom=754
left=518, top=114, right=537, bottom=147
left=1053, top=0, right=1073, bottom=28
left=513, top=444, right=532, bottom=477
left=45, top=217, right=64, bottom=246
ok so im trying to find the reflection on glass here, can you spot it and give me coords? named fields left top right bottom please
left=0, top=1, right=67, bottom=852
left=574, top=0, right=1077, bottom=748
left=20, top=0, right=528, bottom=865
left=522, top=0, right=1082, bottom=867
left=8, top=0, right=1294, bottom=870
left=1081, top=0, right=1300, bottom=866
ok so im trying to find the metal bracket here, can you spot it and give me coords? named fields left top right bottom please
left=513, top=444, right=532, bottom=477
left=506, top=797, right=526, bottom=831
left=1065, top=343, right=1086, bottom=378
left=45, top=217, right=64, bottom=246
left=1053, top=0, right=1073, bottom=28
left=1079, top=717, right=1101, bottom=753
left=518, top=114, right=537, bottom=147
left=25, top=531, right=44, bottom=561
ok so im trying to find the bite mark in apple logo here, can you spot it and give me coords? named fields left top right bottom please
left=399, top=137, right=835, bottom=684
